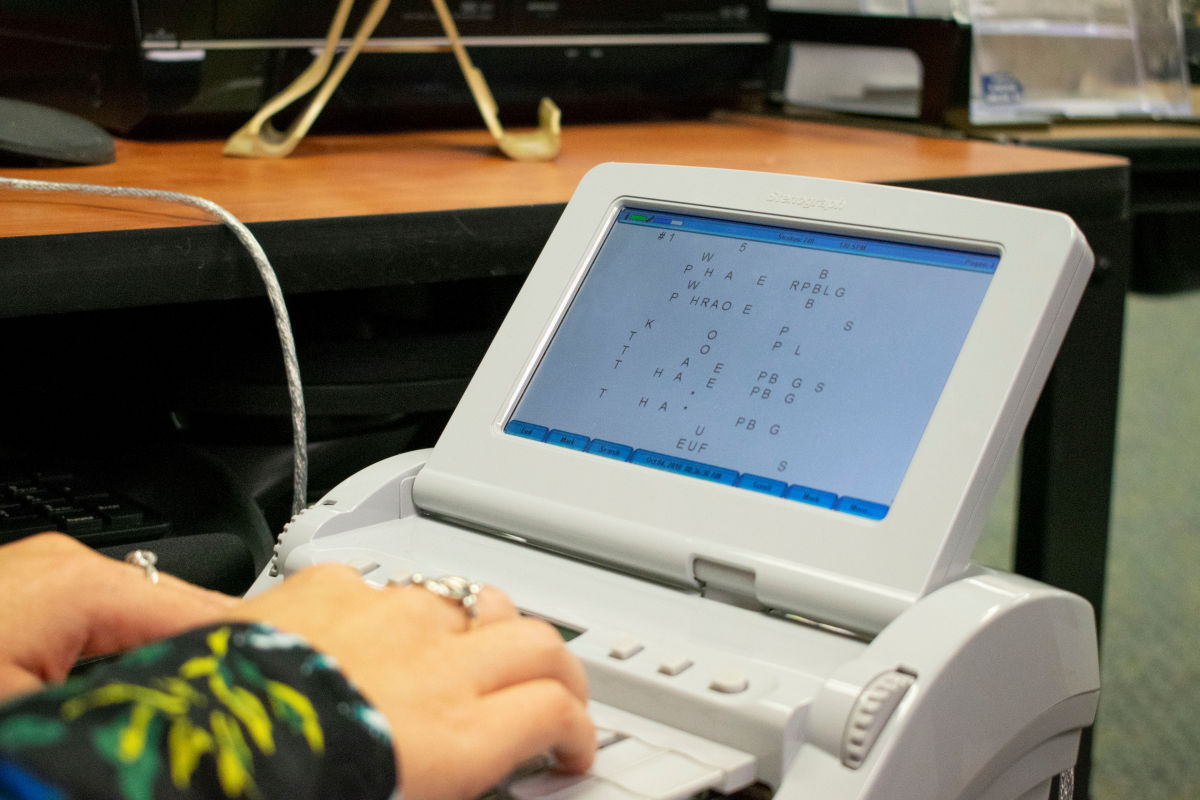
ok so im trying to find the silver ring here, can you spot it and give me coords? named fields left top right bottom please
left=411, top=574, right=481, bottom=621
left=124, top=549, right=159, bottom=585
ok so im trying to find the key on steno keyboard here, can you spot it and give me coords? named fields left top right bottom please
left=0, top=470, right=170, bottom=547
left=500, top=702, right=756, bottom=800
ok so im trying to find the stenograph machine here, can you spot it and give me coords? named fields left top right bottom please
left=249, top=163, right=1101, bottom=800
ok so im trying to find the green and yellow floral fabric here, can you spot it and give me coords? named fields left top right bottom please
left=0, top=623, right=395, bottom=800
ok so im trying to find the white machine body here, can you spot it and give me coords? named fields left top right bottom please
left=250, top=163, right=1100, bottom=800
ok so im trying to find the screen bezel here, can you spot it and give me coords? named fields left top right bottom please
left=499, top=200, right=1002, bottom=523
left=413, top=163, right=1088, bottom=633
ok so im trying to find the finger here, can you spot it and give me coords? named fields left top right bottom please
left=474, top=679, right=597, bottom=775
left=471, top=585, right=519, bottom=627
left=78, top=560, right=237, bottom=659
left=390, top=581, right=518, bottom=632
left=0, top=534, right=232, bottom=684
left=400, top=679, right=596, bottom=800
left=459, top=617, right=589, bottom=702
left=0, top=664, right=45, bottom=703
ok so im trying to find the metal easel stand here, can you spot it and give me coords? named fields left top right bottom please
left=222, top=0, right=561, bottom=161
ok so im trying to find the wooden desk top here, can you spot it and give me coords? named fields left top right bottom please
left=0, top=112, right=1125, bottom=239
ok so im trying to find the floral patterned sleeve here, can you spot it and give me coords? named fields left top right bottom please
left=0, top=623, right=398, bottom=800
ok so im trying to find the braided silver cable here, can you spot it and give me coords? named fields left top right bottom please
left=0, top=175, right=308, bottom=515
left=1057, top=768, right=1074, bottom=800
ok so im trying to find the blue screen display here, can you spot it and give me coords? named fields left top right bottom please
left=506, top=207, right=997, bottom=520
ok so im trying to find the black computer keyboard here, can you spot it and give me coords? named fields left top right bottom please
left=0, top=470, right=170, bottom=547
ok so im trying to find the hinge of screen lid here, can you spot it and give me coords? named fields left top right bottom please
left=693, top=558, right=761, bottom=611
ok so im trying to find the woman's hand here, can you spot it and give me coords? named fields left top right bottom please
left=0, top=532, right=236, bottom=700
left=227, top=564, right=596, bottom=800
left=0, top=534, right=595, bottom=800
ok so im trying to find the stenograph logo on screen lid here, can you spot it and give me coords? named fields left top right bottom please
left=765, top=191, right=846, bottom=211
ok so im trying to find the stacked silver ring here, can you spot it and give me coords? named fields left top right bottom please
left=124, top=549, right=159, bottom=584
left=411, top=574, right=482, bottom=621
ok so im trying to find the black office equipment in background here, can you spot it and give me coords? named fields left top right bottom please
left=0, top=0, right=770, bottom=137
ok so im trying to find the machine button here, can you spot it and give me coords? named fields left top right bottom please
left=595, top=727, right=625, bottom=749
left=608, top=636, right=644, bottom=660
left=385, top=566, right=415, bottom=587
left=609, top=751, right=724, bottom=799
left=506, top=771, right=595, bottom=800
left=346, top=556, right=380, bottom=576
left=657, top=657, right=694, bottom=677
left=589, top=737, right=666, bottom=779
left=708, top=669, right=749, bottom=694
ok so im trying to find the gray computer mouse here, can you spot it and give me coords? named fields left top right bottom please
left=0, top=97, right=115, bottom=166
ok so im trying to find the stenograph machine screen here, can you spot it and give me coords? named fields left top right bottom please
left=505, top=205, right=998, bottom=521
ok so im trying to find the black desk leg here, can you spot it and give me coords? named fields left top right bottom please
left=1015, top=215, right=1131, bottom=799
